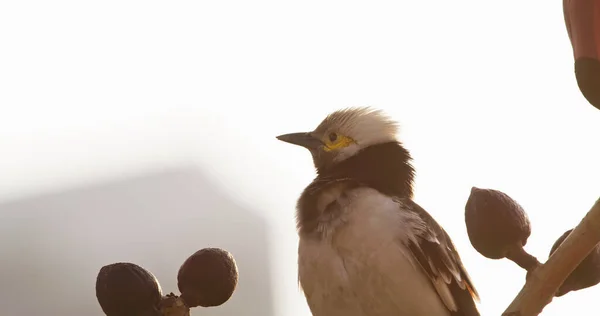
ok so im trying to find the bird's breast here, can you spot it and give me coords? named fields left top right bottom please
left=297, top=188, right=450, bottom=316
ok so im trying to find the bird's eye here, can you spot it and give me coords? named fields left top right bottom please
left=328, top=132, right=338, bottom=142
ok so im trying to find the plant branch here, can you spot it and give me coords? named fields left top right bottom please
left=502, top=198, right=600, bottom=316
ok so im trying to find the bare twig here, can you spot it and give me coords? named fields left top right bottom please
left=160, top=293, right=190, bottom=316
left=502, top=198, right=600, bottom=316
left=506, top=244, right=541, bottom=272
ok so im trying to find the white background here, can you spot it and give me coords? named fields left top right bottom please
left=1, top=1, right=600, bottom=315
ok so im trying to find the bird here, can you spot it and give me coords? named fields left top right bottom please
left=276, top=107, right=480, bottom=316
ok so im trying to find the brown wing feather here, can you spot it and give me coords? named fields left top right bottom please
left=402, top=199, right=480, bottom=316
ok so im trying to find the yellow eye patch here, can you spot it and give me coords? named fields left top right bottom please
left=323, top=134, right=354, bottom=152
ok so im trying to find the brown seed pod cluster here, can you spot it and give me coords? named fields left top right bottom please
left=95, top=247, right=238, bottom=316
left=465, top=187, right=539, bottom=271
left=549, top=229, right=600, bottom=297
left=466, top=186, right=600, bottom=299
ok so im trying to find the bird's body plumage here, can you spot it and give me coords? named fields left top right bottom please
left=277, top=108, right=479, bottom=316
left=298, top=187, right=453, bottom=316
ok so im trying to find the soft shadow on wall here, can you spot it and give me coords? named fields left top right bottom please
left=0, top=166, right=275, bottom=316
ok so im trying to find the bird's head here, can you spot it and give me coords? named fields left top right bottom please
left=276, top=107, right=399, bottom=171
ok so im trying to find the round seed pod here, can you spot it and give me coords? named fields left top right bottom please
left=549, top=228, right=600, bottom=297
left=177, top=248, right=238, bottom=308
left=465, top=187, right=538, bottom=270
left=96, top=262, right=162, bottom=316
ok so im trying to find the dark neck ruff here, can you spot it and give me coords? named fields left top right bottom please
left=317, top=141, right=415, bottom=198
left=297, top=141, right=415, bottom=236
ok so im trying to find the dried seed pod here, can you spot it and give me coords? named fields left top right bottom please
left=549, top=228, right=600, bottom=297
left=96, top=262, right=163, bottom=316
left=465, top=187, right=539, bottom=271
left=563, top=0, right=600, bottom=110
left=177, top=247, right=238, bottom=308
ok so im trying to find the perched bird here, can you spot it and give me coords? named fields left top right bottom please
left=277, top=107, right=480, bottom=316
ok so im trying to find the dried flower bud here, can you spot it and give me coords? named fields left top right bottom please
left=549, top=228, right=600, bottom=297
left=465, top=187, right=538, bottom=270
left=96, top=262, right=162, bottom=316
left=177, top=247, right=238, bottom=308
left=563, top=0, right=600, bottom=110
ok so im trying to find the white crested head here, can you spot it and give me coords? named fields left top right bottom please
left=315, top=107, right=399, bottom=147
left=276, top=107, right=401, bottom=170
left=314, top=107, right=399, bottom=163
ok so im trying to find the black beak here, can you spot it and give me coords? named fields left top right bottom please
left=276, top=132, right=323, bottom=150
